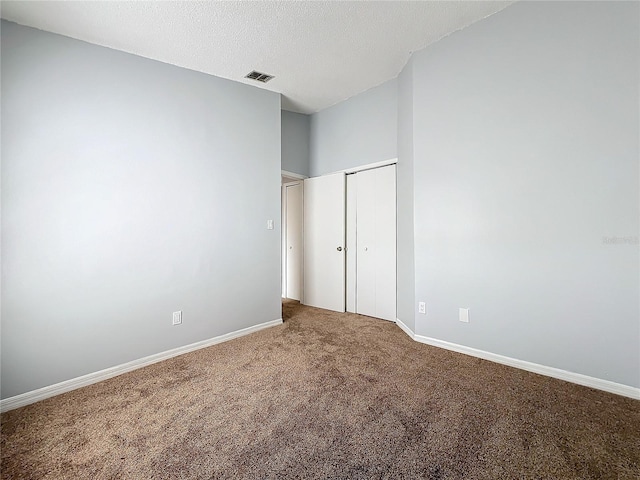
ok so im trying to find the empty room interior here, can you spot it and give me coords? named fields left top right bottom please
left=1, top=1, right=639, bottom=478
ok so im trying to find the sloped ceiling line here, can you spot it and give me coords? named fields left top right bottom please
left=0, top=1, right=514, bottom=113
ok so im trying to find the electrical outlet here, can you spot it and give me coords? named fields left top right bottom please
left=459, top=308, right=469, bottom=323
left=418, top=302, right=426, bottom=314
left=172, top=311, right=182, bottom=326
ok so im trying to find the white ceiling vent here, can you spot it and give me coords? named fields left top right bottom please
left=245, top=70, right=274, bottom=83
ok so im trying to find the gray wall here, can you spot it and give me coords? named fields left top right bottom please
left=1, top=21, right=282, bottom=399
left=396, top=59, right=415, bottom=331
left=309, top=79, right=397, bottom=177
left=410, top=1, right=639, bottom=387
left=281, top=110, right=310, bottom=177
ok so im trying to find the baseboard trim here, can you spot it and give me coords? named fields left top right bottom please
left=1, top=318, right=283, bottom=413
left=396, top=319, right=639, bottom=400
left=395, top=318, right=415, bottom=340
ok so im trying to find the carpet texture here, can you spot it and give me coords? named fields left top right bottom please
left=2, top=301, right=639, bottom=479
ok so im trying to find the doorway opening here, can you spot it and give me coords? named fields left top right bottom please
left=281, top=171, right=306, bottom=303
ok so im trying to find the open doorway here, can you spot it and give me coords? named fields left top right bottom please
left=281, top=171, right=306, bottom=302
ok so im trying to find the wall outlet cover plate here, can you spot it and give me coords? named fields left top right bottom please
left=418, top=302, right=426, bottom=314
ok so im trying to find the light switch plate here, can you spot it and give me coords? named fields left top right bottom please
left=267, top=219, right=274, bottom=230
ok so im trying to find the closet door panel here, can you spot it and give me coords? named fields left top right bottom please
left=303, top=173, right=346, bottom=312
left=346, top=174, right=358, bottom=313
left=375, top=165, right=397, bottom=321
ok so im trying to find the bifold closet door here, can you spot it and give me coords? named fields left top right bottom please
left=356, top=165, right=396, bottom=321
left=303, top=172, right=346, bottom=312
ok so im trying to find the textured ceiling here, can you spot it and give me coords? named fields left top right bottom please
left=0, top=1, right=514, bottom=114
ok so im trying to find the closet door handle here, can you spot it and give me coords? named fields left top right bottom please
left=336, top=246, right=343, bottom=252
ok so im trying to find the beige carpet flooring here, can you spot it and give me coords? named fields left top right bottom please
left=1, top=300, right=639, bottom=479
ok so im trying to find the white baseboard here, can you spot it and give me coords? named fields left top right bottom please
left=396, top=318, right=639, bottom=400
left=1, top=318, right=283, bottom=413
left=395, top=317, right=415, bottom=340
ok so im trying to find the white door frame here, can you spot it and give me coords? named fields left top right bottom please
left=283, top=182, right=303, bottom=301
left=282, top=170, right=307, bottom=180
left=281, top=170, right=307, bottom=301
left=330, top=158, right=397, bottom=175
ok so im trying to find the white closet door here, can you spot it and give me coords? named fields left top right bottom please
left=356, top=170, right=377, bottom=317
left=303, top=173, right=346, bottom=312
left=374, top=165, right=397, bottom=321
left=285, top=183, right=303, bottom=301
left=356, top=165, right=396, bottom=321
left=346, top=174, right=358, bottom=313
